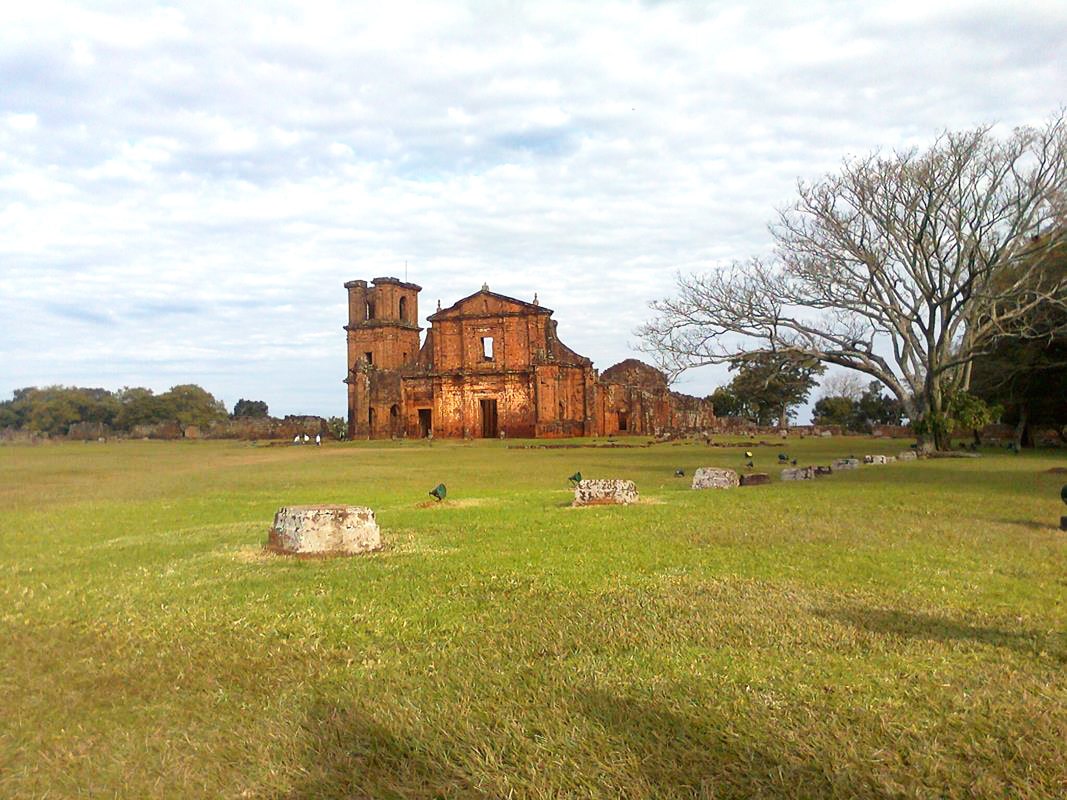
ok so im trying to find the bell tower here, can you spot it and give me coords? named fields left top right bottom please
left=344, top=277, right=422, bottom=437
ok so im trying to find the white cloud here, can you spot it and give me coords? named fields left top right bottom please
left=0, top=0, right=1064, bottom=419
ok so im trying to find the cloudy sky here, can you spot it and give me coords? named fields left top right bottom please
left=2, top=0, right=1065, bottom=419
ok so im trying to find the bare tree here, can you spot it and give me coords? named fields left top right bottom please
left=639, top=115, right=1067, bottom=450
left=817, top=372, right=866, bottom=401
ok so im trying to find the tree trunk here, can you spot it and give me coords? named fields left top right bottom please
left=930, top=389, right=951, bottom=452
left=778, top=406, right=788, bottom=431
left=1013, top=405, right=1029, bottom=451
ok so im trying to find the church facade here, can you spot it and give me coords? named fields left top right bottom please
left=343, top=276, right=715, bottom=439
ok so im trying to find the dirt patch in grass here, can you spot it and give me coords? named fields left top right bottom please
left=228, top=545, right=281, bottom=563
left=562, top=500, right=662, bottom=509
left=413, top=497, right=494, bottom=509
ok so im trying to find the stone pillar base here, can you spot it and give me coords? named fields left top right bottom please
left=267, top=505, right=382, bottom=555
left=573, top=479, right=638, bottom=506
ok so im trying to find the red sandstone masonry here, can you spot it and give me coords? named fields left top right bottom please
left=344, top=279, right=715, bottom=440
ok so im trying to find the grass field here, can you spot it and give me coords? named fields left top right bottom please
left=1, top=436, right=1065, bottom=799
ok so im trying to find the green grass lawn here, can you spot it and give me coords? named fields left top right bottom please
left=1, top=436, right=1065, bottom=799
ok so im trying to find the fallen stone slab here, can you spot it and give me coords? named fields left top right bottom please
left=781, top=466, right=815, bottom=481
left=739, top=473, right=770, bottom=486
left=814, top=466, right=833, bottom=477
left=831, top=458, right=859, bottom=471
left=691, top=467, right=740, bottom=489
left=573, top=479, right=639, bottom=506
left=267, top=505, right=382, bottom=556
left=897, top=451, right=917, bottom=461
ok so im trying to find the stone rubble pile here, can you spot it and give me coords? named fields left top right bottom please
left=832, top=458, right=860, bottom=470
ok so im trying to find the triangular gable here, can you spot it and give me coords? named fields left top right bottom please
left=428, top=289, right=551, bottom=321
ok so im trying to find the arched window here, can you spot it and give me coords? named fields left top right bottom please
left=364, top=300, right=372, bottom=320
left=399, top=296, right=408, bottom=322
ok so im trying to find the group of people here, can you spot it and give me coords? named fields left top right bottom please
left=292, top=433, right=321, bottom=446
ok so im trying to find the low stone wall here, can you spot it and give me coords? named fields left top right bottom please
left=869, top=425, right=913, bottom=438
left=128, top=416, right=331, bottom=441
left=781, top=466, right=815, bottom=481
left=739, top=473, right=770, bottom=486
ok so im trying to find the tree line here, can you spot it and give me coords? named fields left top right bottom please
left=0, top=385, right=272, bottom=436
left=704, top=354, right=904, bottom=431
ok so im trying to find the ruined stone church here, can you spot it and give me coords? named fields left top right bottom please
left=344, top=276, right=715, bottom=439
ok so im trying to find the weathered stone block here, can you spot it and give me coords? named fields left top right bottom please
left=267, top=505, right=382, bottom=555
left=781, top=466, right=815, bottom=481
left=864, top=455, right=890, bottom=464
left=898, top=451, right=917, bottom=461
left=814, top=466, right=833, bottom=477
left=832, top=458, right=859, bottom=470
left=739, top=472, right=770, bottom=486
left=573, top=479, right=639, bottom=506
left=691, top=467, right=740, bottom=490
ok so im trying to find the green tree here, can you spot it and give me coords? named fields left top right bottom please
left=325, top=416, right=346, bottom=439
left=232, top=398, right=269, bottom=418
left=68, top=387, right=120, bottom=427
left=161, top=384, right=227, bottom=427
left=25, top=391, right=81, bottom=435
left=812, top=395, right=854, bottom=426
left=970, top=237, right=1067, bottom=447
left=0, top=387, right=35, bottom=430
left=915, top=391, right=1001, bottom=446
left=0, top=401, right=17, bottom=429
left=726, top=353, right=825, bottom=428
left=853, top=381, right=905, bottom=428
left=115, top=387, right=174, bottom=430
left=2, top=385, right=119, bottom=435
left=706, top=386, right=744, bottom=418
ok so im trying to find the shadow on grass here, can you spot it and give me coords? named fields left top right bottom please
left=574, top=689, right=894, bottom=799
left=991, top=517, right=1061, bottom=532
left=818, top=607, right=1065, bottom=663
left=280, top=702, right=486, bottom=800
left=283, top=694, right=894, bottom=799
